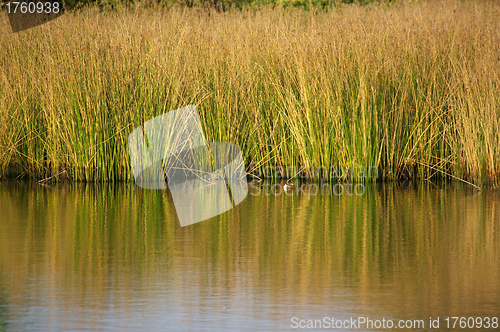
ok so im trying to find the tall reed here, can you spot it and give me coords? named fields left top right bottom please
left=0, top=0, right=499, bottom=185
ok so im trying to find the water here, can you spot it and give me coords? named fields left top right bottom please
left=0, top=181, right=499, bottom=331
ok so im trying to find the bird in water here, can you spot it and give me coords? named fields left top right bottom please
left=283, top=182, right=295, bottom=191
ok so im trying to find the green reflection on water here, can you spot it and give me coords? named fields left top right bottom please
left=0, top=181, right=499, bottom=330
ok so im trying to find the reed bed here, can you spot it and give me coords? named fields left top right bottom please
left=0, top=0, right=499, bottom=185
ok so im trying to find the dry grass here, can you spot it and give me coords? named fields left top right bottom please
left=0, top=0, right=499, bottom=185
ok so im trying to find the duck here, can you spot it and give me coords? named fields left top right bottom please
left=283, top=182, right=295, bottom=191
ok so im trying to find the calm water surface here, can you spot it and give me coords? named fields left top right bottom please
left=0, top=181, right=499, bottom=331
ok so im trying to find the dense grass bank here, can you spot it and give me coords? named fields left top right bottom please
left=0, top=1, right=499, bottom=186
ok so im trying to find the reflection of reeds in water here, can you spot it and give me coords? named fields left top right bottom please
left=0, top=1, right=499, bottom=186
left=0, top=183, right=499, bottom=325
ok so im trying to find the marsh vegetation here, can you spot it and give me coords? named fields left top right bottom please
left=0, top=0, right=499, bottom=186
